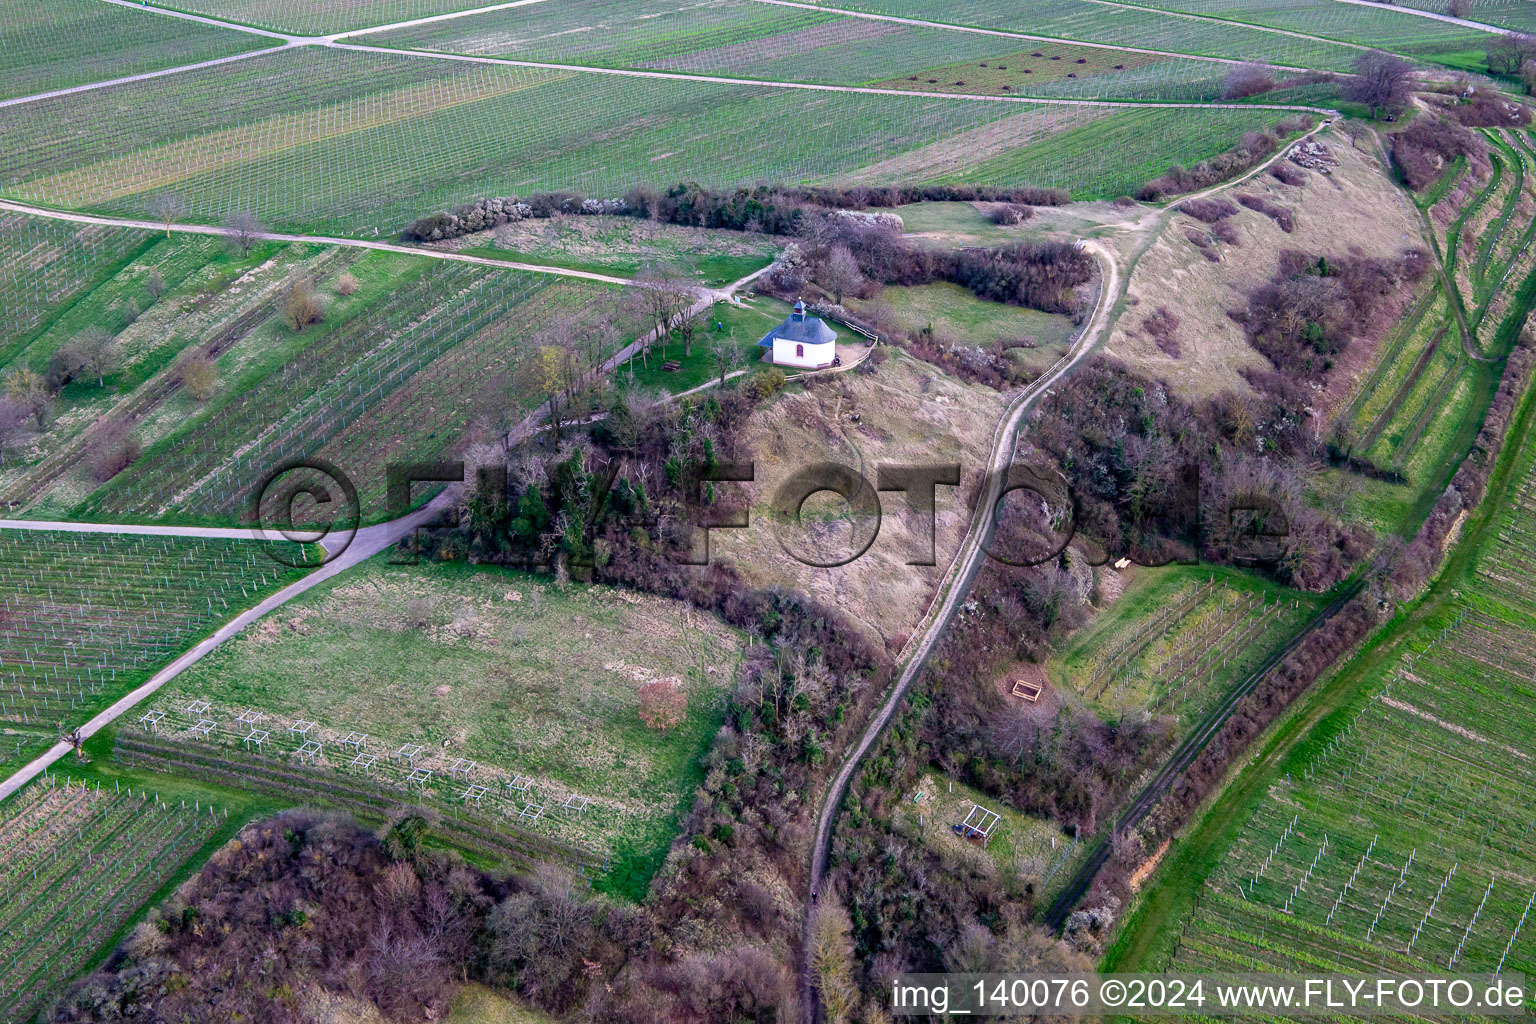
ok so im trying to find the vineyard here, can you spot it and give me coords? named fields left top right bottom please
left=369, top=0, right=1233, bottom=102
left=809, top=0, right=1366, bottom=69
left=0, top=46, right=1303, bottom=236
left=0, top=0, right=267, bottom=102
left=0, top=215, right=153, bottom=358
left=119, top=693, right=613, bottom=863
left=1391, top=0, right=1536, bottom=33
left=1053, top=567, right=1322, bottom=728
left=158, top=0, right=510, bottom=35
left=72, top=261, right=618, bottom=522
left=0, top=530, right=305, bottom=725
left=1150, top=433, right=1536, bottom=987
left=0, top=774, right=224, bottom=1024
left=1336, top=127, right=1536, bottom=531
left=1129, top=0, right=1491, bottom=59
left=110, top=729, right=604, bottom=875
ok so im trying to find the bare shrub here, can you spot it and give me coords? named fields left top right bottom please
left=1236, top=194, right=1295, bottom=232
left=283, top=276, right=326, bottom=332
left=1270, top=161, right=1307, bottom=186
left=1184, top=230, right=1221, bottom=262
left=989, top=203, right=1034, bottom=226
left=5, top=367, right=51, bottom=428
left=637, top=677, right=686, bottom=730
left=177, top=350, right=217, bottom=401
left=1137, top=125, right=1294, bottom=201
left=1390, top=115, right=1488, bottom=191
left=404, top=597, right=437, bottom=631
left=145, top=269, right=166, bottom=302
left=1177, top=197, right=1238, bottom=223
left=87, top=419, right=141, bottom=482
left=0, top=397, right=29, bottom=465
left=1142, top=305, right=1182, bottom=358
left=336, top=271, right=360, bottom=295
left=1222, top=63, right=1276, bottom=100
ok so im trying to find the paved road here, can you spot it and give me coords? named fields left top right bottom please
left=0, top=200, right=634, bottom=285
left=1330, top=0, right=1518, bottom=37
left=0, top=519, right=308, bottom=542
left=796, top=237, right=1122, bottom=1021
left=333, top=42, right=1336, bottom=112
left=0, top=43, right=287, bottom=109
left=0, top=490, right=454, bottom=801
left=794, top=120, right=1337, bottom=1019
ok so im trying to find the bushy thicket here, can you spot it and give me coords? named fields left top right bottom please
left=404, top=181, right=1068, bottom=242
left=1237, top=248, right=1429, bottom=382
left=1177, top=197, right=1238, bottom=224
left=54, top=810, right=651, bottom=1024
left=770, top=215, right=1094, bottom=318
left=408, top=385, right=890, bottom=1022
left=1389, top=115, right=1488, bottom=191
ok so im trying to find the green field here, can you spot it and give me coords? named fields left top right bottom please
left=0, top=48, right=1308, bottom=236
left=0, top=0, right=269, bottom=102
left=849, top=281, right=1077, bottom=363
left=150, top=558, right=745, bottom=895
left=617, top=295, right=795, bottom=395
left=1107, top=358, right=1536, bottom=989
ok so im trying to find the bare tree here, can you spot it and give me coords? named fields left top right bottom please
left=1486, top=33, right=1536, bottom=77
left=1446, top=0, right=1470, bottom=17
left=818, top=244, right=864, bottom=304
left=515, top=323, right=580, bottom=442
left=709, top=329, right=742, bottom=389
left=74, top=327, right=121, bottom=387
left=283, top=275, right=326, bottom=332
left=672, top=302, right=704, bottom=357
left=633, top=263, right=695, bottom=362
left=1343, top=50, right=1413, bottom=118
left=223, top=210, right=264, bottom=258
left=5, top=368, right=51, bottom=429
left=147, top=193, right=186, bottom=238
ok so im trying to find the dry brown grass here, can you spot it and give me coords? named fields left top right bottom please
left=1104, top=130, right=1420, bottom=400
left=709, top=349, right=1006, bottom=653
